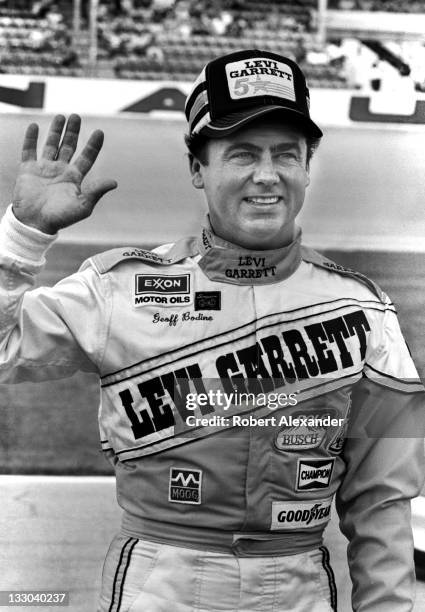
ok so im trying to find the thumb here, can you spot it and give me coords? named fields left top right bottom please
left=83, top=178, right=118, bottom=208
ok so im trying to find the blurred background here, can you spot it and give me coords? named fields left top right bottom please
left=0, top=0, right=424, bottom=610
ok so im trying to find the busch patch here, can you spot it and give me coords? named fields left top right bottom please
left=225, top=57, right=295, bottom=102
left=296, top=458, right=335, bottom=491
left=271, top=498, right=332, bottom=530
left=134, top=274, right=192, bottom=307
left=169, top=467, right=202, bottom=504
left=274, top=408, right=338, bottom=452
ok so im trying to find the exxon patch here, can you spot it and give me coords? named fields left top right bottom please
left=135, top=274, right=190, bottom=295
left=225, top=57, right=295, bottom=102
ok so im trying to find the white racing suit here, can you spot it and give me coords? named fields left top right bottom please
left=0, top=205, right=424, bottom=612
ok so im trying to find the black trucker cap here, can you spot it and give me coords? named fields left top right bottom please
left=185, top=49, right=323, bottom=140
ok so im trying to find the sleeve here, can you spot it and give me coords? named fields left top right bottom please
left=336, top=301, right=425, bottom=612
left=0, top=205, right=111, bottom=383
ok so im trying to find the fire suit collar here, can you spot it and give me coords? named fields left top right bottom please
left=197, top=219, right=302, bottom=285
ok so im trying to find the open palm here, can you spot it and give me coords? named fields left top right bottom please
left=12, top=114, right=117, bottom=234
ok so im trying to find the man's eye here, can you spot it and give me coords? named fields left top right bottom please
left=231, top=151, right=254, bottom=160
left=277, top=151, right=298, bottom=161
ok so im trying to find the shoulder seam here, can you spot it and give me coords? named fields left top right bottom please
left=301, top=246, right=387, bottom=304
left=85, top=237, right=199, bottom=274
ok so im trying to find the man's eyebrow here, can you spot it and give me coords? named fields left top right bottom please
left=270, top=142, right=303, bottom=153
left=223, top=141, right=302, bottom=155
left=223, top=142, right=262, bottom=154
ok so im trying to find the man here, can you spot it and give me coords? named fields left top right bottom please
left=0, top=49, right=424, bottom=611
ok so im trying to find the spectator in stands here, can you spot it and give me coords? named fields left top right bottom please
left=264, top=7, right=283, bottom=34
left=224, top=15, right=247, bottom=37
left=151, top=0, right=174, bottom=22
left=209, top=6, right=233, bottom=36
left=45, top=3, right=63, bottom=27
left=28, top=28, right=49, bottom=50
left=127, top=27, right=155, bottom=55
left=167, top=0, right=191, bottom=39
left=61, top=45, right=80, bottom=69
left=190, top=13, right=213, bottom=36
left=145, top=32, right=164, bottom=64
left=32, top=0, right=55, bottom=18
left=98, top=23, right=125, bottom=57
left=119, top=0, right=134, bottom=14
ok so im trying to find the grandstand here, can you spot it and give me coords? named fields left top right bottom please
left=0, top=1, right=424, bottom=89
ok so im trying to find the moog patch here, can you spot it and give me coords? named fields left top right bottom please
left=169, top=467, right=202, bottom=504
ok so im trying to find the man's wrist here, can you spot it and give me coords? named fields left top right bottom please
left=11, top=203, right=58, bottom=235
left=0, top=204, right=57, bottom=265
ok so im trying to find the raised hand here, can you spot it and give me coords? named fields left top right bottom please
left=12, top=114, right=117, bottom=234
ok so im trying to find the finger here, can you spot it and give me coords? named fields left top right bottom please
left=57, top=114, right=81, bottom=163
left=21, top=123, right=39, bottom=162
left=73, top=130, right=105, bottom=177
left=81, top=178, right=118, bottom=216
left=41, top=114, right=66, bottom=160
left=84, top=178, right=118, bottom=205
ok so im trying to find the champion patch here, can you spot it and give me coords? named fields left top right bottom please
left=195, top=291, right=221, bottom=311
left=296, top=458, right=335, bottom=491
left=225, top=57, right=295, bottom=102
left=169, top=467, right=202, bottom=504
left=271, top=498, right=332, bottom=531
left=134, top=274, right=192, bottom=307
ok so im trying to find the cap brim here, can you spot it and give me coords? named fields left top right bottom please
left=200, top=105, right=323, bottom=138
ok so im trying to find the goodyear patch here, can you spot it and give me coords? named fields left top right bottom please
left=271, top=498, right=332, bottom=530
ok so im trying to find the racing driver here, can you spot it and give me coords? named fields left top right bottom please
left=1, top=49, right=424, bottom=612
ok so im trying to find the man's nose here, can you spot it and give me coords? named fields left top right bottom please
left=252, top=153, right=280, bottom=185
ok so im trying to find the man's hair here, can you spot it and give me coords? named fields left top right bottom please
left=185, top=132, right=321, bottom=170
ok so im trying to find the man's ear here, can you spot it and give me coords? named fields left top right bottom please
left=190, top=157, right=204, bottom=190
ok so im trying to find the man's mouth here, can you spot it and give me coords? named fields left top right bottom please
left=244, top=196, right=281, bottom=204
